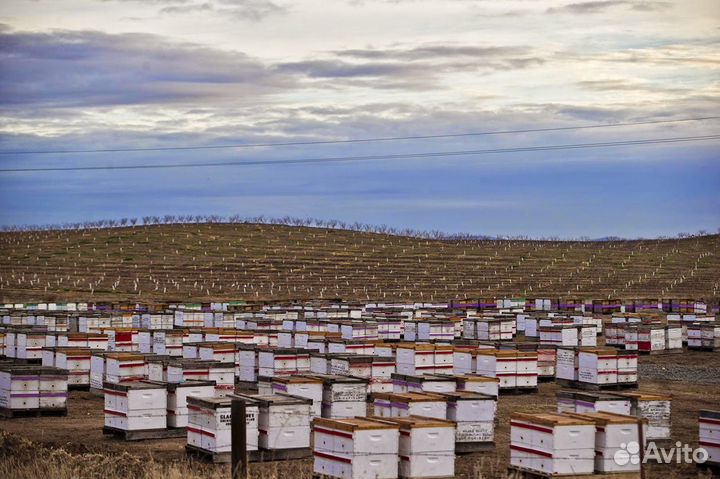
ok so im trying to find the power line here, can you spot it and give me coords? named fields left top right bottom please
left=0, top=134, right=717, bottom=174
left=1, top=116, right=718, bottom=156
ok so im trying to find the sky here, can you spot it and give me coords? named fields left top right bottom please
left=0, top=0, right=718, bottom=238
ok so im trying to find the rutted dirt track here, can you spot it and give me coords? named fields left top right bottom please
left=1, top=351, right=719, bottom=478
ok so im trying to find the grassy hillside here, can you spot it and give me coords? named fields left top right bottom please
left=0, top=224, right=718, bottom=302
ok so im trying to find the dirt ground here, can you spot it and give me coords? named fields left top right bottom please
left=1, top=351, right=719, bottom=478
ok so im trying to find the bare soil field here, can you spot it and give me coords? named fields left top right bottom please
left=1, top=224, right=718, bottom=302
left=1, top=351, right=718, bottom=478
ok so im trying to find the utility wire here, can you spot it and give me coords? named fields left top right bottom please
left=0, top=116, right=718, bottom=156
left=0, top=134, right=717, bottom=174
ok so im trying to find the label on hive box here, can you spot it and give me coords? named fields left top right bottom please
left=330, top=388, right=366, bottom=402
left=639, top=401, right=670, bottom=424
left=456, top=422, right=493, bottom=442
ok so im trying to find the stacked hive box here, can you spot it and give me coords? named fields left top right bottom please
left=151, top=330, right=184, bottom=356
left=372, top=392, right=447, bottom=420
left=267, top=375, right=323, bottom=417
left=539, top=326, right=578, bottom=347
left=578, top=348, right=617, bottom=385
left=314, top=374, right=368, bottom=419
left=167, top=380, right=216, bottom=428
left=103, top=380, right=167, bottom=431
left=391, top=373, right=456, bottom=394
left=396, top=344, right=453, bottom=376
left=312, top=417, right=400, bottom=479
left=442, top=391, right=496, bottom=449
left=699, top=410, right=720, bottom=467
left=665, top=324, right=683, bottom=350
left=43, top=347, right=93, bottom=387
left=616, top=351, right=639, bottom=384
left=688, top=322, right=720, bottom=350
left=453, top=375, right=499, bottom=397
left=105, top=353, right=147, bottom=384
left=616, top=392, right=672, bottom=442
left=382, top=416, right=456, bottom=478
left=0, top=365, right=68, bottom=412
left=510, top=412, right=595, bottom=475
left=166, top=359, right=234, bottom=395
left=567, top=412, right=643, bottom=473
left=238, top=393, right=313, bottom=450
left=638, top=325, right=666, bottom=353
left=476, top=350, right=538, bottom=390
left=556, top=391, right=632, bottom=416
left=186, top=395, right=260, bottom=454
left=258, top=348, right=310, bottom=377
left=15, top=331, right=47, bottom=361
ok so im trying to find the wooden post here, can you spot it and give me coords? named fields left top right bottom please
left=231, top=398, right=247, bottom=479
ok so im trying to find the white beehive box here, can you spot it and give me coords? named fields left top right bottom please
left=313, top=417, right=400, bottom=479
left=105, top=352, right=147, bottom=384
left=237, top=393, right=312, bottom=450
left=269, top=375, right=324, bottom=417
left=39, top=367, right=68, bottom=408
left=578, top=348, right=618, bottom=385
left=616, top=352, right=638, bottom=384
left=313, top=374, right=368, bottom=419
left=104, top=380, right=167, bottom=431
left=0, top=366, right=40, bottom=409
left=391, top=373, right=456, bottom=394
left=372, top=392, right=447, bottom=420
left=258, top=348, right=310, bottom=377
left=699, top=410, right=720, bottom=466
left=453, top=374, right=499, bottom=397
left=167, top=380, right=216, bottom=428
left=539, top=326, right=578, bottom=347
left=377, top=318, right=402, bottom=340
left=396, top=344, right=437, bottom=375
left=381, top=415, right=456, bottom=478
left=167, top=359, right=234, bottom=395
left=187, top=395, right=260, bottom=453
left=442, top=391, right=496, bottom=445
left=15, top=331, right=46, bottom=360
left=327, top=338, right=375, bottom=355
left=567, top=411, right=643, bottom=473
left=616, top=392, right=672, bottom=441
left=152, top=330, right=184, bottom=356
left=558, top=391, right=632, bottom=416
left=510, top=412, right=595, bottom=475
left=638, top=325, right=666, bottom=353
left=54, top=347, right=93, bottom=386
left=665, top=324, right=682, bottom=350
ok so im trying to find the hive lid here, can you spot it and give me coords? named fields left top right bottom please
left=372, top=392, right=444, bottom=403
left=313, top=417, right=399, bottom=431
left=271, top=375, right=323, bottom=384
left=105, top=353, right=146, bottom=361
left=565, top=411, right=642, bottom=425
left=574, top=391, right=627, bottom=402
left=166, top=379, right=216, bottom=390
left=700, top=410, right=720, bottom=420
left=234, top=392, right=312, bottom=406
left=369, top=415, right=455, bottom=429
left=103, top=380, right=165, bottom=392
left=455, top=375, right=500, bottom=383
left=305, top=373, right=368, bottom=384
left=439, top=391, right=497, bottom=401
left=615, top=392, right=672, bottom=401
left=511, top=412, right=594, bottom=426
left=579, top=348, right=617, bottom=355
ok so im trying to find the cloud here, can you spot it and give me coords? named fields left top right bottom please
left=160, top=0, right=286, bottom=21
left=0, top=28, right=294, bottom=110
left=575, top=79, right=690, bottom=94
left=547, top=1, right=671, bottom=14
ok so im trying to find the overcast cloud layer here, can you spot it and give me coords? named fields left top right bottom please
left=0, top=0, right=718, bottom=237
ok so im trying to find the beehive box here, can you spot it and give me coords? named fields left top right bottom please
left=566, top=411, right=643, bottom=473
left=539, top=326, right=578, bottom=347
left=151, top=330, right=185, bottom=356
left=665, top=324, right=683, bottom=350
left=167, top=359, right=234, bottom=395
left=0, top=366, right=40, bottom=409
left=616, top=352, right=638, bottom=384
left=380, top=415, right=456, bottom=478
left=372, top=392, right=447, bottom=419
left=313, top=374, right=368, bottom=419
left=258, top=348, right=310, bottom=377
left=236, top=393, right=312, bottom=450
left=699, top=410, right=720, bottom=466
left=616, top=392, right=672, bottom=441
left=442, top=391, right=496, bottom=446
left=476, top=350, right=537, bottom=389
left=510, top=412, right=595, bottom=475
left=396, top=344, right=437, bottom=375
left=187, top=395, right=259, bottom=453
left=556, top=391, right=632, bottom=416
left=268, top=375, right=323, bottom=417
left=167, top=379, right=216, bottom=428
left=104, top=352, right=147, bottom=384
left=578, top=348, right=618, bottom=385
left=15, top=331, right=46, bottom=360
left=638, top=325, right=666, bottom=353
left=688, top=322, right=720, bottom=350
left=391, top=373, right=456, bottom=394
left=327, top=338, right=376, bottom=356
left=312, top=417, right=400, bottom=479
left=58, top=332, right=109, bottom=350
left=104, top=380, right=167, bottom=431
left=49, top=347, right=93, bottom=386
left=452, top=374, right=499, bottom=397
